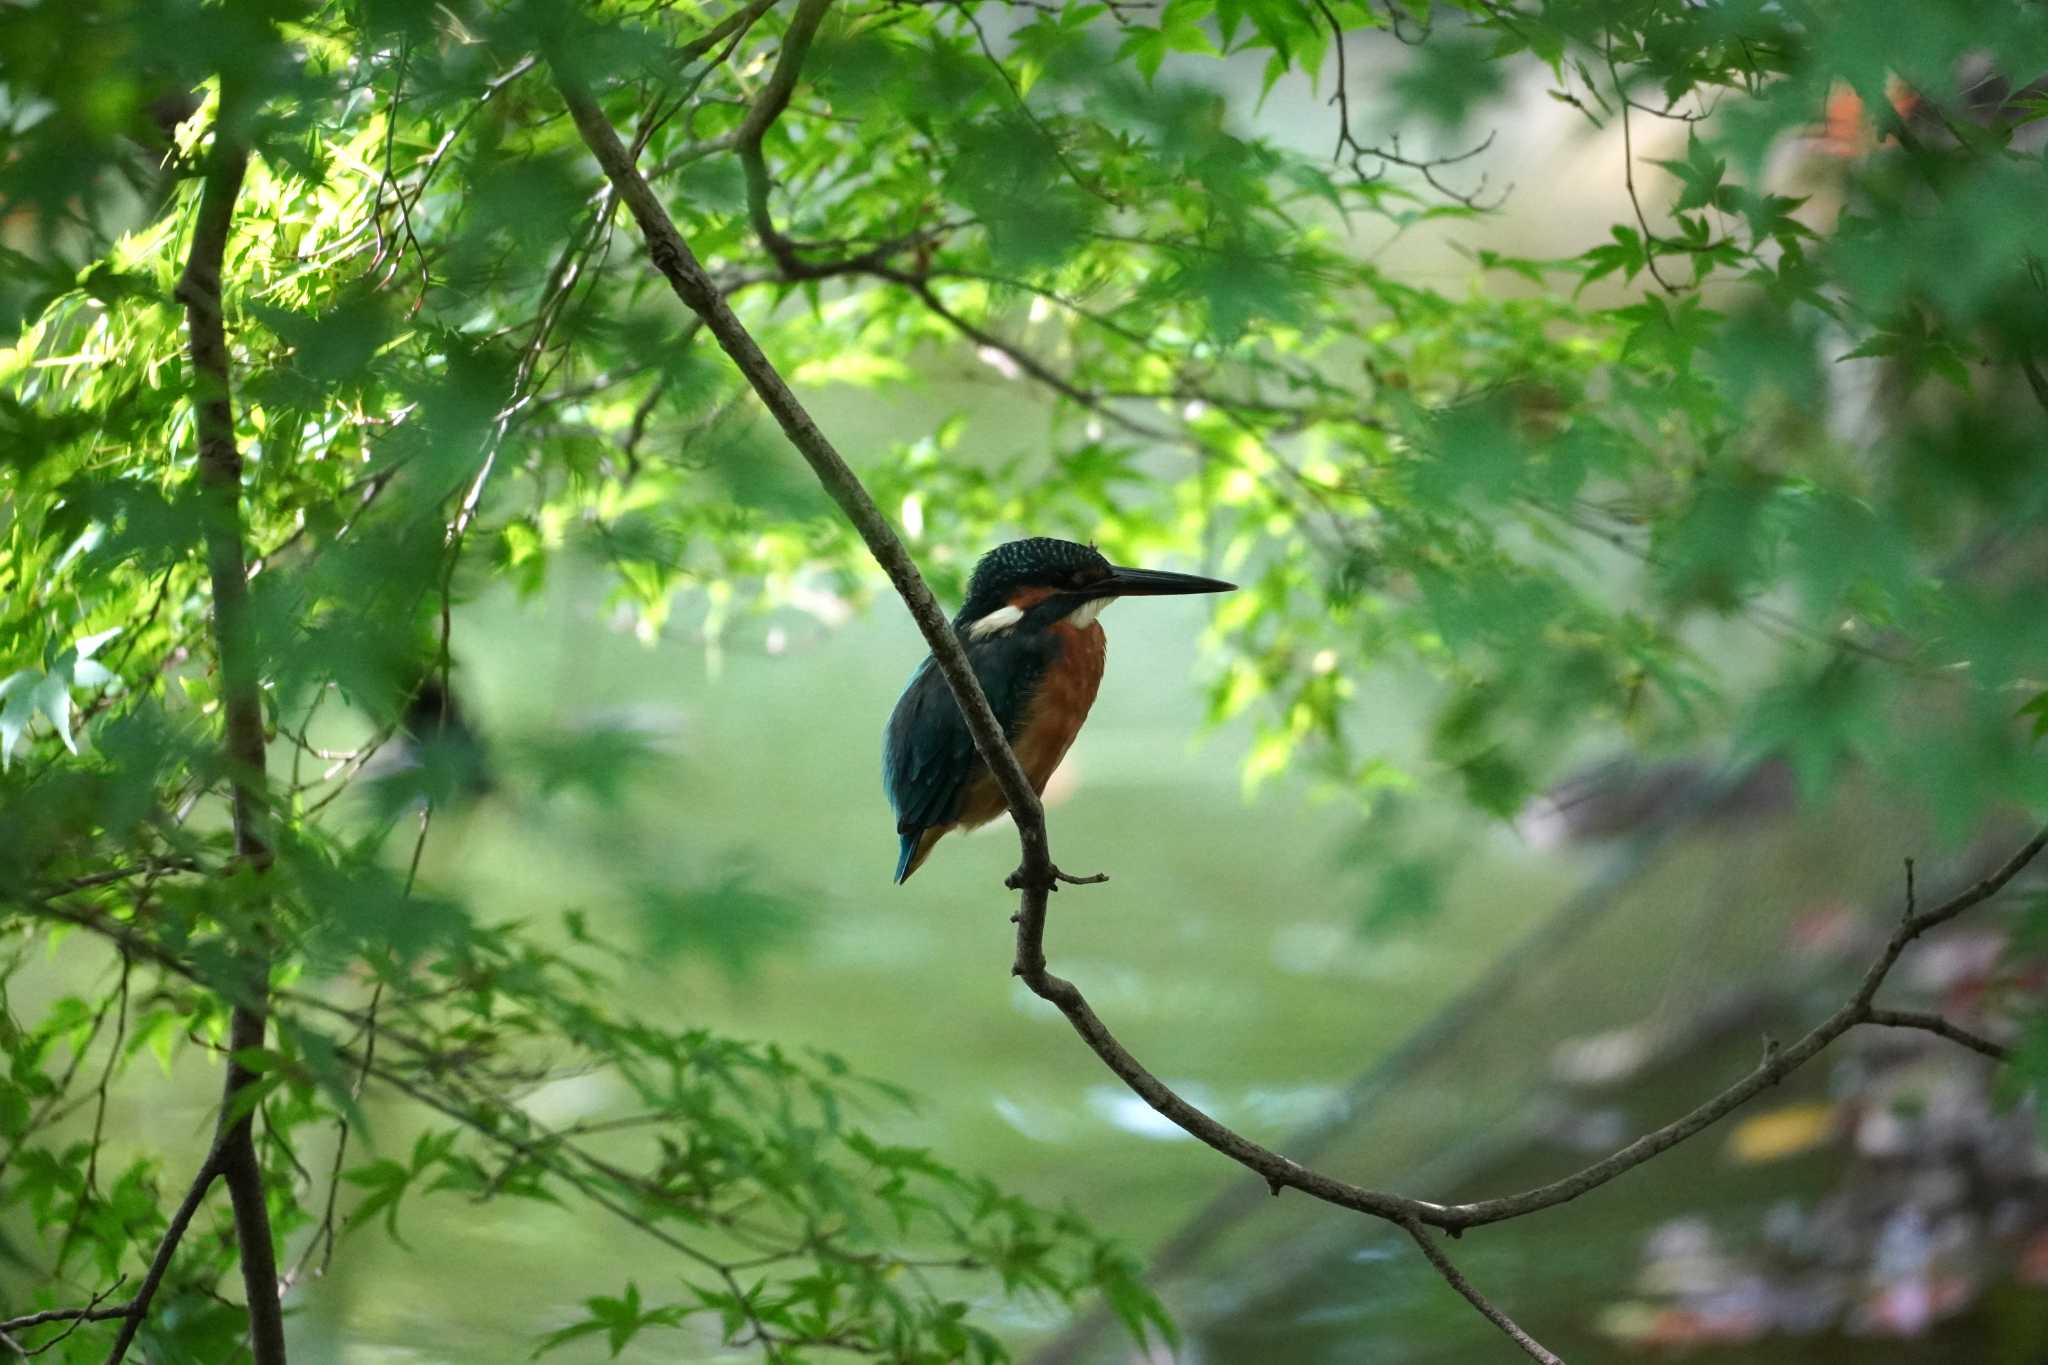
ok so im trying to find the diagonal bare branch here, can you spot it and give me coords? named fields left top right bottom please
left=0, top=1285, right=129, bottom=1338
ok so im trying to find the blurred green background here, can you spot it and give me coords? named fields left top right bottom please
left=8, top=4, right=2048, bottom=1361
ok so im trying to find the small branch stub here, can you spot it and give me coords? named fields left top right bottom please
left=1005, top=866, right=1110, bottom=893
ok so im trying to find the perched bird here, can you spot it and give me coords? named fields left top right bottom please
left=883, top=538, right=1233, bottom=883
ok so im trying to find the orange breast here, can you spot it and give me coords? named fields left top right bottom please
left=952, top=621, right=1106, bottom=830
left=1014, top=620, right=1105, bottom=790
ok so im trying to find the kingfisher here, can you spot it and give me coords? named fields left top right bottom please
left=883, top=537, right=1234, bottom=883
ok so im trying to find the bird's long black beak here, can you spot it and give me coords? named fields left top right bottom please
left=1096, top=565, right=1236, bottom=598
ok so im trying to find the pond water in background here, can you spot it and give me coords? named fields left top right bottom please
left=268, top=554, right=2048, bottom=1364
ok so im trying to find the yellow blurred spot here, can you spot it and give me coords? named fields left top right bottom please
left=789, top=351, right=910, bottom=386
left=1727, top=1103, right=1835, bottom=1163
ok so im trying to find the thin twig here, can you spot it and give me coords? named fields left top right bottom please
left=1310, top=0, right=1504, bottom=209
left=1864, top=1008, right=2010, bottom=1062
left=0, top=1278, right=129, bottom=1339
left=373, top=38, right=431, bottom=305
left=1607, top=32, right=1678, bottom=294
left=1400, top=1220, right=1561, bottom=1364
left=57, top=955, right=132, bottom=1266
left=879, top=269, right=1176, bottom=440
left=677, top=0, right=785, bottom=65
left=99, top=1147, right=223, bottom=1364
left=954, top=3, right=1117, bottom=206
left=735, top=0, right=835, bottom=274
left=290, top=806, right=423, bottom=1278
left=38, top=861, right=203, bottom=896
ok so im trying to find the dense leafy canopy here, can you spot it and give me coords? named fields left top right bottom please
left=3, top=0, right=2047, bottom=1359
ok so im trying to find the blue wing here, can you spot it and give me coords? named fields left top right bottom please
left=884, top=656, right=973, bottom=871
left=883, top=631, right=1054, bottom=881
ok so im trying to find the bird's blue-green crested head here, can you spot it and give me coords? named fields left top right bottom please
left=957, top=538, right=1116, bottom=624
left=952, top=537, right=1236, bottom=637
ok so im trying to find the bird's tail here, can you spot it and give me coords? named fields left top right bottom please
left=895, top=829, right=933, bottom=884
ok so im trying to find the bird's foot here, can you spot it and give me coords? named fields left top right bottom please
left=1005, top=865, right=1110, bottom=893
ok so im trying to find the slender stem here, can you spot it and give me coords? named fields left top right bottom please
left=1864, top=1008, right=2009, bottom=1062
left=1400, top=1220, right=1561, bottom=1365
left=1608, top=30, right=1678, bottom=294
left=678, top=0, right=784, bottom=66
left=99, top=1149, right=222, bottom=1364
left=2, top=1293, right=128, bottom=1335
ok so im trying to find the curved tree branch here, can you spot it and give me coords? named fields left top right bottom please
left=735, top=0, right=835, bottom=276
left=549, top=38, right=2048, bottom=1365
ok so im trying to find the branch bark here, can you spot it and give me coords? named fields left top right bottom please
left=550, top=36, right=2048, bottom=1365
left=161, top=81, right=288, bottom=1365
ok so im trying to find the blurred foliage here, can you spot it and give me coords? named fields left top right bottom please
left=1, top=0, right=2046, bottom=1358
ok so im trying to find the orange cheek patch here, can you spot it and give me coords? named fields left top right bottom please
left=1007, top=586, right=1057, bottom=610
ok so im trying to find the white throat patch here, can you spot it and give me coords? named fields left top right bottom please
left=967, top=604, right=1025, bottom=639
left=1064, top=598, right=1108, bottom=629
